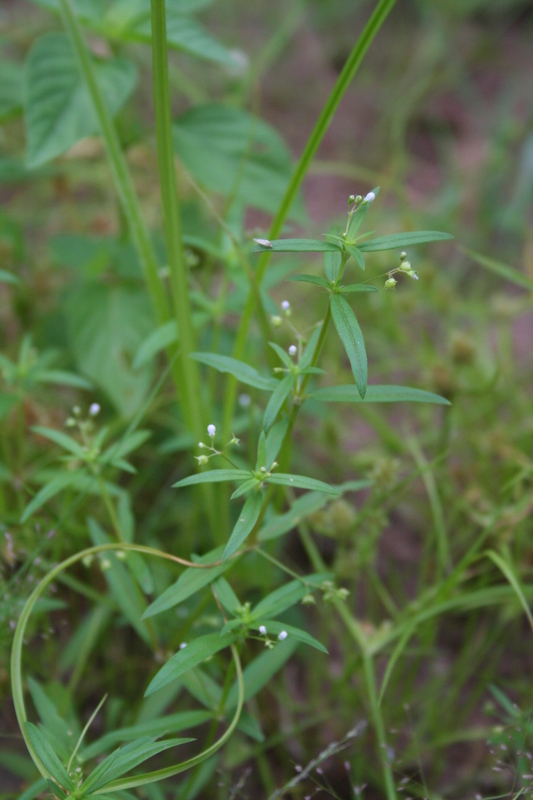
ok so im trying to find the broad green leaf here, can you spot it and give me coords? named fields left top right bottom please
left=133, top=322, right=178, bottom=369
left=223, top=491, right=263, bottom=561
left=463, top=246, right=533, bottom=291
left=145, top=633, right=237, bottom=696
left=190, top=352, right=275, bottom=391
left=82, top=710, right=212, bottom=760
left=324, top=250, right=342, bottom=282
left=252, top=239, right=340, bottom=253
left=267, top=473, right=339, bottom=495
left=24, top=34, right=137, bottom=168
left=212, top=577, right=241, bottom=616
left=81, top=736, right=193, bottom=793
left=31, top=426, right=85, bottom=457
left=330, top=294, right=367, bottom=399
left=358, top=231, right=453, bottom=252
left=309, top=384, right=451, bottom=405
left=21, top=473, right=80, bottom=522
left=339, top=283, right=378, bottom=294
left=143, top=558, right=231, bottom=619
left=258, top=492, right=331, bottom=542
left=23, top=723, right=74, bottom=790
left=287, top=274, right=331, bottom=288
left=251, top=573, right=332, bottom=621
left=265, top=418, right=289, bottom=469
left=174, top=105, right=304, bottom=219
left=225, top=639, right=298, bottom=708
left=263, top=374, right=294, bottom=432
left=66, top=283, right=154, bottom=417
left=88, top=518, right=151, bottom=645
left=0, top=61, right=24, bottom=122
left=345, top=245, right=365, bottom=270
left=173, top=469, right=250, bottom=488
left=253, top=621, right=328, bottom=653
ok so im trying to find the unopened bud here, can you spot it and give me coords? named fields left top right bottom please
left=271, top=315, right=283, bottom=328
left=349, top=194, right=355, bottom=204
left=385, top=278, right=397, bottom=289
left=259, top=625, right=267, bottom=635
left=196, top=455, right=209, bottom=465
left=364, top=191, right=376, bottom=203
left=89, top=403, right=100, bottom=416
left=289, top=345, right=297, bottom=357
left=281, top=300, right=290, bottom=311
left=278, top=630, right=288, bottom=641
left=400, top=251, right=407, bottom=261
left=207, top=424, right=216, bottom=438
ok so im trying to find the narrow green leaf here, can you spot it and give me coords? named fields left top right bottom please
left=462, top=246, right=533, bottom=291
left=212, top=577, right=241, bottom=616
left=143, top=558, right=231, bottom=619
left=256, top=430, right=267, bottom=469
left=81, top=737, right=194, bottom=794
left=253, top=621, right=328, bottom=653
left=347, top=188, right=379, bottom=238
left=0, top=60, right=24, bottom=122
left=223, top=491, right=263, bottom=561
left=358, top=231, right=453, bottom=252
left=31, top=426, right=85, bottom=457
left=0, top=269, right=20, bottom=284
left=27, top=680, right=73, bottom=754
left=258, top=492, right=331, bottom=542
left=299, top=324, right=323, bottom=369
left=486, top=550, right=533, bottom=633
left=309, top=384, right=451, bottom=405
left=251, top=573, right=332, bottom=621
left=267, top=473, right=339, bottom=495
left=103, top=430, right=151, bottom=462
left=145, top=633, right=237, bottom=696
left=263, top=374, right=294, bottom=432
left=230, top=478, right=258, bottom=500
left=287, top=274, right=331, bottom=288
left=268, top=341, right=292, bottom=367
left=251, top=239, right=341, bottom=253
left=225, top=639, right=298, bottom=709
left=345, top=245, right=365, bottom=271
left=339, top=283, right=378, bottom=294
left=36, top=370, right=93, bottom=389
left=324, top=250, right=342, bottom=282
left=190, top=352, right=275, bottom=391
left=265, top=418, right=289, bottom=469
left=329, top=294, right=367, bottom=398
left=21, top=474, right=80, bottom=523
left=173, top=469, right=250, bottom=488
left=23, top=723, right=74, bottom=790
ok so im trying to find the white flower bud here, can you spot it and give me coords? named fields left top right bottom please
left=207, top=424, right=216, bottom=438
left=281, top=300, right=290, bottom=311
left=89, top=403, right=101, bottom=416
left=289, top=345, right=297, bottom=357
left=196, top=455, right=209, bottom=465
left=278, top=630, right=288, bottom=641
left=259, top=625, right=267, bottom=635
left=364, top=191, right=376, bottom=203
left=239, top=393, right=251, bottom=407
left=180, top=642, right=187, bottom=649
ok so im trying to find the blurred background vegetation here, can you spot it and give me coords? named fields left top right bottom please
left=1, top=0, right=533, bottom=798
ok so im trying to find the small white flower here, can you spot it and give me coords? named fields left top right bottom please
left=289, top=345, right=297, bottom=357
left=281, top=300, right=290, bottom=311
left=364, top=191, right=376, bottom=203
left=278, top=630, right=288, bottom=641
left=207, top=424, right=216, bottom=438
left=89, top=403, right=101, bottom=416
left=180, top=642, right=187, bottom=649
left=239, top=393, right=251, bottom=407
left=259, top=625, right=267, bottom=635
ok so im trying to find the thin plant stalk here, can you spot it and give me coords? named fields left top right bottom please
left=222, top=0, right=397, bottom=436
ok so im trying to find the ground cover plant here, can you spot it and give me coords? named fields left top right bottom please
left=1, top=0, right=533, bottom=799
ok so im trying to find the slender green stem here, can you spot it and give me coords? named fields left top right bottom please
left=96, top=473, right=125, bottom=543
left=58, top=0, right=169, bottom=327
left=222, top=0, right=397, bottom=430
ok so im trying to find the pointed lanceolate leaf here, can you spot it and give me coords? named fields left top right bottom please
left=258, top=492, right=331, bottom=542
left=265, top=418, right=289, bottom=469
left=223, top=491, right=263, bottom=561
left=143, top=560, right=232, bottom=619
left=24, top=723, right=74, bottom=790
left=251, top=573, right=332, bottom=621
left=190, top=353, right=275, bottom=391
left=253, top=621, right=328, bottom=653
left=358, top=231, right=453, bottom=252
left=173, top=469, right=250, bottom=488
left=346, top=188, right=379, bottom=239
left=324, top=250, right=342, bottom=282
left=299, top=324, right=323, bottom=369
left=345, top=245, right=365, bottom=271
left=330, top=294, right=367, bottom=398
left=31, top=426, right=85, bottom=457
left=339, top=283, right=378, bottom=294
left=266, top=474, right=339, bottom=495
left=145, top=633, right=237, bottom=696
left=309, top=384, right=451, bottom=405
left=251, top=239, right=341, bottom=253
left=81, top=736, right=194, bottom=794
left=230, top=478, right=259, bottom=500
left=263, top=374, right=294, bottom=432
